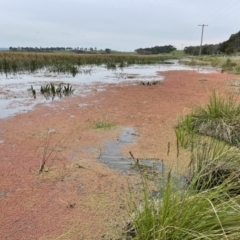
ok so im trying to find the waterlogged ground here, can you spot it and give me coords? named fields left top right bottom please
left=0, top=61, right=220, bottom=118
left=1, top=62, right=235, bottom=239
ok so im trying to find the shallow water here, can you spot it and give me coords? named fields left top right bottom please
left=0, top=62, right=219, bottom=118
left=98, top=127, right=163, bottom=175
left=97, top=127, right=187, bottom=189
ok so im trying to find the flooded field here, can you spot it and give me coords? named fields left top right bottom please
left=0, top=61, right=219, bottom=118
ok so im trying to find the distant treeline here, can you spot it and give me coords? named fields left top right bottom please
left=135, top=45, right=176, bottom=54
left=184, top=31, right=240, bottom=55
left=9, top=47, right=111, bottom=54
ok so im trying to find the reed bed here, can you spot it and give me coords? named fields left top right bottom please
left=0, top=52, right=173, bottom=77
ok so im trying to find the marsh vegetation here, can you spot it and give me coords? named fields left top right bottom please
left=127, top=91, right=240, bottom=239
left=0, top=52, right=175, bottom=77
left=181, top=55, right=240, bottom=74
left=28, top=82, right=74, bottom=100
left=3, top=50, right=240, bottom=239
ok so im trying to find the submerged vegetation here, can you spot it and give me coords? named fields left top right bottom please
left=0, top=52, right=175, bottom=77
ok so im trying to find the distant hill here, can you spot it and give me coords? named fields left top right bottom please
left=184, top=31, right=240, bottom=55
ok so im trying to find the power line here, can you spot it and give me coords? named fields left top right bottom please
left=209, top=2, right=240, bottom=25
left=198, top=24, right=208, bottom=56
left=187, top=1, right=232, bottom=46
left=186, top=1, right=240, bottom=49
left=201, top=0, right=238, bottom=24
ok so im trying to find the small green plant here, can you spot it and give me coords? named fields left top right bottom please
left=69, top=65, right=78, bottom=77
left=93, top=118, right=116, bottom=130
left=40, top=83, right=51, bottom=99
left=39, top=130, right=54, bottom=173
left=38, top=129, right=72, bottom=174
left=28, top=85, right=36, bottom=99
left=56, top=83, right=62, bottom=98
left=50, top=82, right=56, bottom=98
left=63, top=83, right=74, bottom=96
left=40, top=82, right=74, bottom=99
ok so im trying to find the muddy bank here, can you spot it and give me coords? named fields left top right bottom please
left=0, top=70, right=235, bottom=239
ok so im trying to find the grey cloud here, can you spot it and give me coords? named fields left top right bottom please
left=0, top=0, right=239, bottom=50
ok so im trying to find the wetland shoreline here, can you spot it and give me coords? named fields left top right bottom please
left=0, top=70, right=235, bottom=239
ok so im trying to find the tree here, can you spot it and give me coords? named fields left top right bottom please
left=135, top=45, right=176, bottom=55
left=105, top=48, right=111, bottom=54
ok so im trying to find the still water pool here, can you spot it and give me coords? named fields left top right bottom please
left=0, top=61, right=219, bottom=118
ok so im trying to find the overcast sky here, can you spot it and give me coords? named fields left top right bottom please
left=1, top=0, right=240, bottom=51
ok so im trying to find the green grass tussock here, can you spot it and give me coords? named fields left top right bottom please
left=127, top=174, right=240, bottom=239
left=188, top=137, right=240, bottom=194
left=127, top=138, right=240, bottom=239
left=176, top=91, right=240, bottom=146
left=127, top=90, right=240, bottom=240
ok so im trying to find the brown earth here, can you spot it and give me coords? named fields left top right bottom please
left=0, top=70, right=238, bottom=240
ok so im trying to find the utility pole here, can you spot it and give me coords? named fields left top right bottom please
left=198, top=24, right=208, bottom=56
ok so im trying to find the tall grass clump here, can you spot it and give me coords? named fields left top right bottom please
left=127, top=175, right=240, bottom=239
left=176, top=91, right=240, bottom=146
left=127, top=138, right=240, bottom=239
left=127, top=91, right=240, bottom=239
left=188, top=137, right=240, bottom=194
